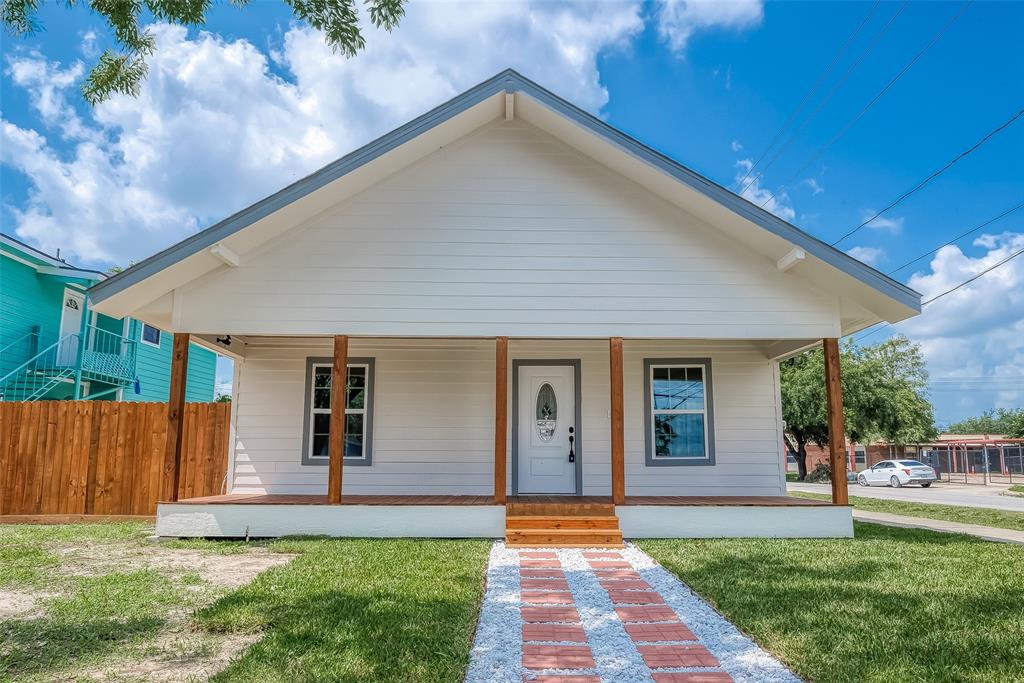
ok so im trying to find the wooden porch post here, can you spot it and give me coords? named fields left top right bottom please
left=823, top=338, right=849, bottom=505
left=610, top=337, right=625, bottom=505
left=328, top=335, right=349, bottom=504
left=161, top=333, right=189, bottom=502
left=494, top=337, right=508, bottom=504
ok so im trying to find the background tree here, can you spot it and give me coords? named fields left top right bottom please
left=948, top=408, right=1024, bottom=438
left=2, top=0, right=407, bottom=104
left=780, top=335, right=936, bottom=481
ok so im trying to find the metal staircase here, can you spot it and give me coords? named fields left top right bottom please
left=0, top=325, right=137, bottom=401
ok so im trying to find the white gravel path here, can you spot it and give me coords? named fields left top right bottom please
left=464, top=542, right=522, bottom=683
left=622, top=543, right=801, bottom=683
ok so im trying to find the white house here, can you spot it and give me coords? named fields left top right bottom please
left=89, top=70, right=921, bottom=543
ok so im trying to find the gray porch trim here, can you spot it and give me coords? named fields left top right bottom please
left=511, top=359, right=583, bottom=496
left=643, top=357, right=717, bottom=467
left=301, top=356, right=375, bottom=467
left=88, top=70, right=920, bottom=313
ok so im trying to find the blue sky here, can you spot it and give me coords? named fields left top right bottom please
left=2, top=0, right=1021, bottom=425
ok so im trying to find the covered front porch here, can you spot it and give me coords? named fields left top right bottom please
left=153, top=331, right=852, bottom=541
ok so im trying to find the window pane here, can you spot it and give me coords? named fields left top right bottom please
left=347, top=387, right=365, bottom=410
left=313, top=413, right=330, bottom=435
left=314, top=368, right=331, bottom=388
left=535, top=382, right=557, bottom=442
left=345, top=414, right=364, bottom=458
left=313, top=389, right=331, bottom=410
left=312, top=433, right=329, bottom=457
left=652, top=366, right=704, bottom=410
left=348, top=367, right=365, bottom=389
left=142, top=324, right=161, bottom=345
left=654, top=413, right=705, bottom=458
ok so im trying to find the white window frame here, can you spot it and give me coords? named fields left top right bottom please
left=301, top=357, right=374, bottom=466
left=140, top=322, right=162, bottom=348
left=643, top=358, right=716, bottom=466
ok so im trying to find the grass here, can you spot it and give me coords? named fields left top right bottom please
left=639, top=523, right=1024, bottom=682
left=1008, top=484, right=1024, bottom=496
left=790, top=491, right=1024, bottom=532
left=198, top=537, right=491, bottom=683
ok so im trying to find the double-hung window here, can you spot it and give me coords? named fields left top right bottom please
left=303, top=357, right=374, bottom=466
left=140, top=323, right=161, bottom=347
left=643, top=358, right=715, bottom=466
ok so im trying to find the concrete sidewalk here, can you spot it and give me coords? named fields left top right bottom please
left=854, top=510, right=1024, bottom=545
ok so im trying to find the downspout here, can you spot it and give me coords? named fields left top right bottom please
left=72, top=294, right=91, bottom=399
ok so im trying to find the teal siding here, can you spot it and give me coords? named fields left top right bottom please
left=0, top=253, right=68, bottom=378
left=123, top=320, right=216, bottom=402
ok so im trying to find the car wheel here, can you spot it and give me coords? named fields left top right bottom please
left=921, top=483, right=931, bottom=488
left=858, top=475, right=869, bottom=487
left=890, top=476, right=902, bottom=488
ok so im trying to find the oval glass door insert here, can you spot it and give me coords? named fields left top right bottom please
left=536, top=382, right=557, bottom=441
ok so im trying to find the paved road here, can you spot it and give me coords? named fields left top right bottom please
left=788, top=481, right=1024, bottom=512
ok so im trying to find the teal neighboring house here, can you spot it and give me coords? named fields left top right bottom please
left=1, top=234, right=216, bottom=402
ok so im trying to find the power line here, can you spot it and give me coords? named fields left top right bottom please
left=853, top=245, right=1024, bottom=343
left=734, top=1, right=881, bottom=190
left=833, top=108, right=1024, bottom=245
left=887, top=202, right=1024, bottom=275
left=755, top=0, right=973, bottom=210
left=738, top=1, right=902, bottom=197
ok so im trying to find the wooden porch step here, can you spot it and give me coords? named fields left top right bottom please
left=506, top=528, right=624, bottom=547
left=506, top=502, right=616, bottom=517
left=506, top=515, right=621, bottom=530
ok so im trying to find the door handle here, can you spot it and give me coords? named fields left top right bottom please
left=568, top=426, right=575, bottom=463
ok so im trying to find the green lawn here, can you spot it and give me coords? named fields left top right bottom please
left=639, top=523, right=1024, bottom=682
left=1008, top=484, right=1024, bottom=496
left=198, top=537, right=491, bottom=682
left=1, top=524, right=490, bottom=683
left=790, top=491, right=1024, bottom=531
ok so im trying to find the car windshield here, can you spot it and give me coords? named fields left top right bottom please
left=899, top=460, right=927, bottom=467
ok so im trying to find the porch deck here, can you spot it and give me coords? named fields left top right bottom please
left=171, top=493, right=830, bottom=507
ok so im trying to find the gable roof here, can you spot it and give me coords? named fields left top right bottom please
left=2, top=233, right=107, bottom=282
left=88, top=69, right=920, bottom=322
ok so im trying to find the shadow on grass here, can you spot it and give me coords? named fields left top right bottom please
left=0, top=616, right=165, bottom=680
left=640, top=524, right=1024, bottom=682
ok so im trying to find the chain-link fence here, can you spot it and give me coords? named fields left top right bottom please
left=919, top=443, right=1024, bottom=485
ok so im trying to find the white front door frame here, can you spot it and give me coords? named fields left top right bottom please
left=511, top=359, right=582, bottom=496
left=57, top=288, right=85, bottom=366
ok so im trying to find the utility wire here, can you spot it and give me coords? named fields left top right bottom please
left=886, top=202, right=1024, bottom=275
left=755, top=0, right=973, bottom=209
left=853, top=245, right=1024, bottom=343
left=738, top=1, right=901, bottom=197
left=734, top=1, right=881, bottom=190
left=833, top=108, right=1024, bottom=245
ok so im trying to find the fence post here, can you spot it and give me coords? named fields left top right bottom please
left=72, top=297, right=90, bottom=399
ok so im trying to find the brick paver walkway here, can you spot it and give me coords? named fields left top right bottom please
left=519, top=548, right=733, bottom=682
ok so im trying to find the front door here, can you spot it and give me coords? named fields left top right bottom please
left=57, top=289, right=85, bottom=366
left=516, top=362, right=578, bottom=494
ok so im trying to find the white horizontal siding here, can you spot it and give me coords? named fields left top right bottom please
left=178, top=121, right=838, bottom=338
left=229, top=338, right=785, bottom=497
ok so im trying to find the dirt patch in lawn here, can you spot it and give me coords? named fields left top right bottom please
left=0, top=589, right=50, bottom=619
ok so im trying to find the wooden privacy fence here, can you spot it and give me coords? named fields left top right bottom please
left=0, top=401, right=230, bottom=516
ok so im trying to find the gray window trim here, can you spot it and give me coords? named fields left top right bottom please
left=511, top=359, right=583, bottom=496
left=643, top=358, right=716, bottom=467
left=301, top=356, right=375, bottom=467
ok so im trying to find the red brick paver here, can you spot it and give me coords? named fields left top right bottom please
left=625, top=623, right=697, bottom=642
left=523, top=644, right=596, bottom=670
left=521, top=606, right=580, bottom=623
left=522, top=578, right=570, bottom=590
left=587, top=559, right=632, bottom=568
left=614, top=606, right=680, bottom=623
left=637, top=644, right=720, bottom=669
left=522, top=590, right=574, bottom=605
left=589, top=568, right=641, bottom=580
left=521, top=568, right=566, bottom=579
left=598, top=578, right=650, bottom=590
left=526, top=676, right=602, bottom=683
left=522, top=559, right=563, bottom=569
left=519, top=551, right=558, bottom=559
left=652, top=674, right=733, bottom=683
left=522, top=623, right=588, bottom=643
left=607, top=590, right=666, bottom=605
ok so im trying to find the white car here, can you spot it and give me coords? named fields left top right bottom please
left=858, top=460, right=938, bottom=488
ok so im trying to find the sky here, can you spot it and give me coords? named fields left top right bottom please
left=1, top=0, right=1021, bottom=426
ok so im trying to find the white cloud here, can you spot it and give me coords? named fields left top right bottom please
left=730, top=140, right=742, bottom=152
left=847, top=246, right=885, bottom=267
left=859, top=210, right=903, bottom=233
left=894, top=232, right=1024, bottom=422
left=2, top=1, right=647, bottom=267
left=799, top=177, right=824, bottom=195
left=734, top=158, right=795, bottom=222
left=657, top=0, right=764, bottom=52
